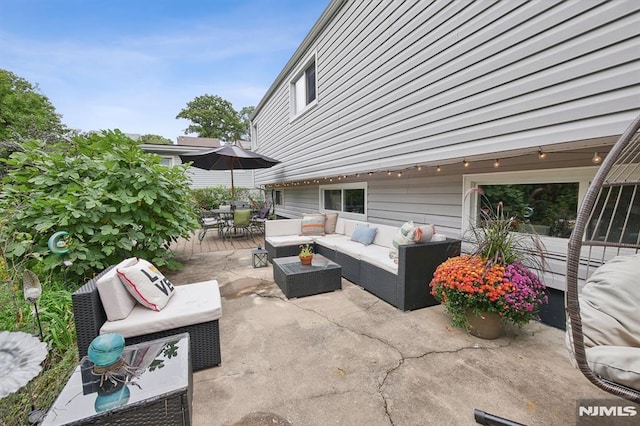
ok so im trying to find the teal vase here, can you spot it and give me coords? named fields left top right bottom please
left=88, top=333, right=125, bottom=367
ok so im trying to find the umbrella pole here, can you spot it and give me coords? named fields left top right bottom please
left=230, top=160, right=235, bottom=199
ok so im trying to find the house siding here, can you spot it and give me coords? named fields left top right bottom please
left=254, top=0, right=640, bottom=294
left=254, top=0, right=640, bottom=184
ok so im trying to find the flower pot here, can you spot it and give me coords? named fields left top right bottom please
left=299, top=254, right=313, bottom=265
left=465, top=310, right=503, bottom=339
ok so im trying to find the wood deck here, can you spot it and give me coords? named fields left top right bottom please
left=170, top=229, right=266, bottom=257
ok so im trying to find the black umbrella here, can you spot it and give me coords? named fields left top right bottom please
left=179, top=144, right=280, bottom=198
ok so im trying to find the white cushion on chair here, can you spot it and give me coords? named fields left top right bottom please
left=100, top=280, right=222, bottom=338
left=96, top=258, right=138, bottom=321
left=587, top=346, right=640, bottom=391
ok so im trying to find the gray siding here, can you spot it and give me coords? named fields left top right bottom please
left=253, top=0, right=640, bottom=185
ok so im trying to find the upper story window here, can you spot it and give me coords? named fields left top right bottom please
left=290, top=53, right=317, bottom=118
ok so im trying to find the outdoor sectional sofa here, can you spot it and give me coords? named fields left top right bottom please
left=265, top=218, right=461, bottom=311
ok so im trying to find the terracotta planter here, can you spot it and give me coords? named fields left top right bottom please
left=465, top=310, right=503, bottom=339
left=299, top=254, right=313, bottom=265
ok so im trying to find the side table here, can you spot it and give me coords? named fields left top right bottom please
left=42, top=333, right=192, bottom=426
left=272, top=254, right=342, bottom=298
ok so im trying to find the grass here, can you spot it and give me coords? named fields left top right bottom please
left=0, top=280, right=78, bottom=426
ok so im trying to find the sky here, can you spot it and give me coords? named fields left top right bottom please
left=0, top=0, right=330, bottom=141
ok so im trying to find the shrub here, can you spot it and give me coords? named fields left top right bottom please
left=0, top=130, right=199, bottom=282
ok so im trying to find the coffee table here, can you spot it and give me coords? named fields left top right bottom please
left=272, top=254, right=342, bottom=298
left=42, top=333, right=192, bottom=426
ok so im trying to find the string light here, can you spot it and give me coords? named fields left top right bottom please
left=417, top=165, right=423, bottom=171
left=463, top=159, right=470, bottom=168
left=387, top=170, right=392, bottom=176
left=368, top=171, right=373, bottom=176
left=397, top=171, right=402, bottom=177
left=538, top=149, right=547, bottom=159
left=436, top=165, right=441, bottom=172
left=592, top=152, right=602, bottom=164
left=493, top=159, right=500, bottom=168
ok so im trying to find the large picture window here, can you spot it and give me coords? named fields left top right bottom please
left=463, top=168, right=598, bottom=260
left=320, top=183, right=366, bottom=219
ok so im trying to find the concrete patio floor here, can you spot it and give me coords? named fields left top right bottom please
left=164, top=241, right=619, bottom=426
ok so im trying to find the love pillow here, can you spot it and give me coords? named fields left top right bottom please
left=117, top=258, right=176, bottom=311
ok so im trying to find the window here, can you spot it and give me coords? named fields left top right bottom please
left=320, top=183, right=367, bottom=219
left=274, top=190, right=283, bottom=207
left=251, top=123, right=258, bottom=150
left=160, top=157, right=174, bottom=167
left=291, top=54, right=317, bottom=117
left=463, top=168, right=596, bottom=246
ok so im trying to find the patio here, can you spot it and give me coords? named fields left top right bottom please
left=166, top=232, right=615, bottom=425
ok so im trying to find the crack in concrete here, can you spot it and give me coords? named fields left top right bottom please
left=283, top=300, right=515, bottom=426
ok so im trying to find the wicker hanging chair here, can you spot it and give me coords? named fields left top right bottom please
left=566, top=113, right=640, bottom=403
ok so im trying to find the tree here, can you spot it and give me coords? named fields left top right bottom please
left=238, top=106, right=255, bottom=141
left=0, top=69, right=67, bottom=144
left=176, top=94, right=251, bottom=142
left=139, top=134, right=173, bottom=145
left=0, top=130, right=198, bottom=282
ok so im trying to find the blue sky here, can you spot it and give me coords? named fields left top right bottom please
left=0, top=0, right=330, bottom=140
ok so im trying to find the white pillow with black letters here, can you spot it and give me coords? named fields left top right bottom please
left=116, top=258, right=175, bottom=311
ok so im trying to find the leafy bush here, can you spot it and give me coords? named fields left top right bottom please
left=0, top=130, right=198, bottom=282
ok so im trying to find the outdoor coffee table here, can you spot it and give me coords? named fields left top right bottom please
left=272, top=254, right=342, bottom=298
left=42, top=333, right=192, bottom=426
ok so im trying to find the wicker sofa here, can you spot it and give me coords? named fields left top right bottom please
left=72, top=265, right=222, bottom=371
left=265, top=218, right=461, bottom=311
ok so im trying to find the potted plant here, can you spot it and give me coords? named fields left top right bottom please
left=429, top=190, right=548, bottom=338
left=299, top=243, right=314, bottom=265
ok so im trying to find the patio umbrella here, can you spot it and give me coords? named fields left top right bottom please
left=179, top=144, right=280, bottom=198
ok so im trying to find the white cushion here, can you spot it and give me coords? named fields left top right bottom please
left=96, top=258, right=138, bottom=321
left=587, top=346, right=640, bottom=391
left=117, top=258, right=176, bottom=311
left=315, top=234, right=350, bottom=250
left=343, top=220, right=369, bottom=237
left=334, top=239, right=367, bottom=259
left=372, top=224, right=397, bottom=248
left=265, top=219, right=302, bottom=237
left=266, top=235, right=314, bottom=247
left=335, top=218, right=346, bottom=234
left=360, top=245, right=399, bottom=275
left=579, top=254, right=640, bottom=349
left=100, top=280, right=222, bottom=338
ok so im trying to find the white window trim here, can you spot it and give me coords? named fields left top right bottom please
left=160, top=156, right=175, bottom=167
left=319, top=182, right=367, bottom=220
left=462, top=166, right=598, bottom=256
left=289, top=51, right=317, bottom=121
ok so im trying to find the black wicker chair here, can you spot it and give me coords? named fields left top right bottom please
left=72, top=266, right=222, bottom=371
left=566, top=113, right=640, bottom=402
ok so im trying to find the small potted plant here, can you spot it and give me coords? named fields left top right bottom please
left=299, top=243, right=314, bottom=265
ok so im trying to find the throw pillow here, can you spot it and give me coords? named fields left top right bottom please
left=351, top=225, right=377, bottom=245
left=117, top=258, right=176, bottom=311
left=417, top=224, right=435, bottom=242
left=96, top=258, right=138, bottom=321
left=324, top=213, right=339, bottom=234
left=301, top=213, right=325, bottom=235
left=389, top=221, right=423, bottom=261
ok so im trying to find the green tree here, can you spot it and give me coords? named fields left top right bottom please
left=0, top=130, right=198, bottom=282
left=0, top=69, right=67, bottom=144
left=176, top=94, right=248, bottom=142
left=238, top=106, right=255, bottom=141
left=139, top=133, right=174, bottom=145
